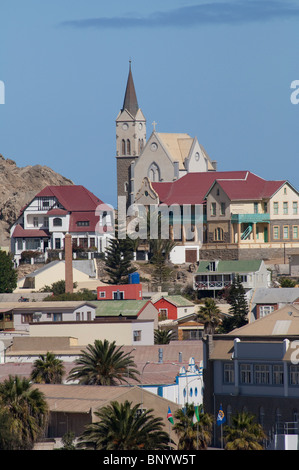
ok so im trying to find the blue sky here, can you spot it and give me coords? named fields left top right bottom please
left=1, top=0, right=299, bottom=207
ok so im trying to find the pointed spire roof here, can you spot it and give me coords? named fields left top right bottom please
left=122, top=61, right=139, bottom=117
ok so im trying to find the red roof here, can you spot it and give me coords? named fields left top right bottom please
left=152, top=171, right=248, bottom=205
left=47, top=208, right=68, bottom=216
left=12, top=225, right=50, bottom=238
left=36, top=185, right=103, bottom=211
left=152, top=171, right=288, bottom=204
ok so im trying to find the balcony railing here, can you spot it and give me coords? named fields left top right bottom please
left=231, top=213, right=270, bottom=224
left=195, top=280, right=232, bottom=290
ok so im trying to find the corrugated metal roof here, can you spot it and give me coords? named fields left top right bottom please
left=197, top=259, right=262, bottom=273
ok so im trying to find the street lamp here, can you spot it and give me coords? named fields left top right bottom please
left=140, top=361, right=150, bottom=412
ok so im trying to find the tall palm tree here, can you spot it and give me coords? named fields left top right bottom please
left=173, top=403, right=214, bottom=450
left=0, top=375, right=48, bottom=450
left=197, top=297, right=223, bottom=334
left=31, top=351, right=65, bottom=384
left=224, top=411, right=267, bottom=450
left=78, top=400, right=172, bottom=450
left=67, top=339, right=140, bottom=385
left=154, top=327, right=175, bottom=344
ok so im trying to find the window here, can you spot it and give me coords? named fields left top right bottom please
left=284, top=187, right=287, bottom=195
left=273, top=365, right=284, bottom=385
left=283, top=202, right=288, bottom=215
left=254, top=202, right=258, bottom=214
left=273, top=226, right=279, bottom=240
left=42, top=200, right=50, bottom=208
left=55, top=238, right=61, bottom=249
left=264, top=202, right=268, bottom=213
left=220, top=202, right=225, bottom=216
left=290, top=365, right=299, bottom=385
left=254, top=364, right=270, bottom=384
left=53, top=313, right=62, bottom=322
left=127, top=139, right=131, bottom=155
left=77, top=221, right=90, bottom=227
left=240, top=364, right=252, bottom=384
left=76, top=312, right=80, bottom=321
left=224, top=363, right=234, bottom=384
left=293, top=226, right=299, bottom=239
left=211, top=203, right=216, bottom=216
left=259, top=305, right=275, bottom=317
left=273, top=202, right=279, bottom=215
left=99, top=291, right=106, bottom=298
left=239, top=275, right=248, bottom=283
left=214, top=227, right=224, bottom=241
left=87, top=311, right=91, bottom=321
left=283, top=226, right=289, bottom=239
left=158, top=309, right=168, bottom=320
left=17, top=239, right=23, bottom=250
left=133, top=330, right=142, bottom=342
left=53, top=217, right=62, bottom=227
left=33, top=217, right=38, bottom=227
left=43, top=217, right=49, bottom=228
left=113, top=291, right=124, bottom=300
left=25, top=238, right=40, bottom=250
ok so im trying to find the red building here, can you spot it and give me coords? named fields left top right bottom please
left=153, top=295, right=196, bottom=321
left=97, top=284, right=142, bottom=300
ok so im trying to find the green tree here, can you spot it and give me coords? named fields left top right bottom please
left=78, top=400, right=172, bottom=450
left=104, top=237, right=137, bottom=284
left=197, top=298, right=223, bottom=334
left=0, top=375, right=48, bottom=450
left=173, top=403, right=213, bottom=450
left=279, top=277, right=296, bottom=287
left=154, top=328, right=175, bottom=344
left=224, top=411, right=267, bottom=450
left=67, top=339, right=140, bottom=385
left=40, top=279, right=78, bottom=295
left=0, top=250, right=17, bottom=293
left=31, top=352, right=65, bottom=384
left=220, top=275, right=249, bottom=333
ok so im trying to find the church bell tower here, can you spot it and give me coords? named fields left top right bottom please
left=116, top=62, right=146, bottom=207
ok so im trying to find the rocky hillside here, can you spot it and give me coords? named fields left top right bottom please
left=0, top=153, right=73, bottom=247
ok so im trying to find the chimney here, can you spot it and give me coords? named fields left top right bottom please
left=64, top=233, right=73, bottom=293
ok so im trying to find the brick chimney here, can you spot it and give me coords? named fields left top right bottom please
left=64, top=233, right=73, bottom=293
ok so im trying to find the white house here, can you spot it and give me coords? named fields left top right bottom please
left=10, top=185, right=114, bottom=265
left=143, top=357, right=204, bottom=407
left=193, top=259, right=271, bottom=299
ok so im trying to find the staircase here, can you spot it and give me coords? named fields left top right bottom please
left=241, top=224, right=253, bottom=240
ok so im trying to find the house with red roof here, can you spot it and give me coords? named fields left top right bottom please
left=10, top=185, right=114, bottom=265
left=132, top=170, right=299, bottom=262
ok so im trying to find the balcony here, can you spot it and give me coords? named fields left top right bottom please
left=231, top=213, right=270, bottom=224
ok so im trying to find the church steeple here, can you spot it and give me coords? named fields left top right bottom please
left=122, top=61, right=139, bottom=117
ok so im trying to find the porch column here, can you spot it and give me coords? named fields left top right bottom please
left=253, top=223, right=256, bottom=242
left=237, top=224, right=241, bottom=244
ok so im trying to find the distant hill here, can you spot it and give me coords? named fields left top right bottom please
left=0, top=153, right=73, bottom=247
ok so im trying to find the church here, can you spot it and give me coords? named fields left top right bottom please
left=115, top=63, right=299, bottom=265
left=115, top=62, right=217, bottom=209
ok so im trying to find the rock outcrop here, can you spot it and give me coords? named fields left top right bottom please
left=0, top=154, right=73, bottom=247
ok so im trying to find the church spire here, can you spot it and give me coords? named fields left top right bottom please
left=122, top=61, right=139, bottom=117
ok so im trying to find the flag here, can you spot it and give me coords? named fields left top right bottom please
left=193, top=406, right=200, bottom=425
left=167, top=406, right=174, bottom=424
left=217, top=405, right=226, bottom=426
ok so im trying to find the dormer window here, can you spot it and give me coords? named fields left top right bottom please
left=77, top=221, right=90, bottom=227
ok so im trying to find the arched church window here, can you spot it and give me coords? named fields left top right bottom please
left=148, top=163, right=160, bottom=182
left=122, top=139, right=126, bottom=155
left=127, top=139, right=131, bottom=155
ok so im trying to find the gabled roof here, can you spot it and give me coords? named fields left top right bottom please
left=92, top=300, right=152, bottom=318
left=154, top=295, right=195, bottom=307
left=151, top=170, right=293, bottom=205
left=196, top=259, right=263, bottom=274
left=152, top=171, right=249, bottom=205
left=227, top=304, right=299, bottom=336
left=36, top=185, right=103, bottom=212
